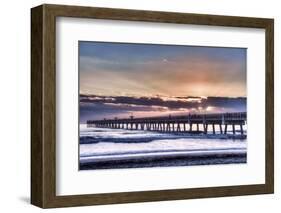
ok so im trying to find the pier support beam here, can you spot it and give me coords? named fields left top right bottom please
left=204, top=124, right=208, bottom=134
left=177, top=123, right=181, bottom=132
left=240, top=124, right=244, bottom=135
left=232, top=124, right=236, bottom=134
left=166, top=123, right=170, bottom=132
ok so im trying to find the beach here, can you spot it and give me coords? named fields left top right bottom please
left=79, top=125, right=247, bottom=170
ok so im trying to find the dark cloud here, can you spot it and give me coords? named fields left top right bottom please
left=80, top=94, right=246, bottom=123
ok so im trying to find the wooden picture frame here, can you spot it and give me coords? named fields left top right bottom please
left=31, top=4, right=274, bottom=208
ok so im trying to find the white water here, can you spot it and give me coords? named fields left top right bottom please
left=79, top=125, right=247, bottom=164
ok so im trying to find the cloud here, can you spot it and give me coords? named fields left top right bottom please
left=79, top=43, right=246, bottom=97
left=79, top=94, right=246, bottom=123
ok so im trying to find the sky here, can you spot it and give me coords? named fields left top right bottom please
left=79, top=41, right=246, bottom=98
left=80, top=95, right=246, bottom=122
left=79, top=41, right=247, bottom=122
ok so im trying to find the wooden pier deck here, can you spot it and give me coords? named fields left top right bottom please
left=87, top=112, right=247, bottom=135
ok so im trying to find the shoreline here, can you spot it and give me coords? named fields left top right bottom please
left=80, top=133, right=247, bottom=144
left=79, top=150, right=247, bottom=170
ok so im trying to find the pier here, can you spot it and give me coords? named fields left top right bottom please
left=87, top=112, right=247, bottom=135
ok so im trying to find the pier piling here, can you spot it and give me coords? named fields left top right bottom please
left=87, top=112, right=246, bottom=136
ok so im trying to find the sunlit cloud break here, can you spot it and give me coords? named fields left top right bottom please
left=79, top=42, right=246, bottom=123
left=80, top=94, right=246, bottom=122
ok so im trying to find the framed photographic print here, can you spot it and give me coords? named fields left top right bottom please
left=31, top=4, right=274, bottom=208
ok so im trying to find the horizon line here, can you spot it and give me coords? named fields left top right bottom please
left=80, top=93, right=247, bottom=99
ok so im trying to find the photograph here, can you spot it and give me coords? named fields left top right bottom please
left=79, top=41, right=247, bottom=170
left=30, top=4, right=274, bottom=208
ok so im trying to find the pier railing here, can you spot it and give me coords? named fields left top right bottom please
left=87, top=112, right=247, bottom=135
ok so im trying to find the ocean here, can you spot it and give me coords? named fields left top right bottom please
left=79, top=124, right=247, bottom=170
